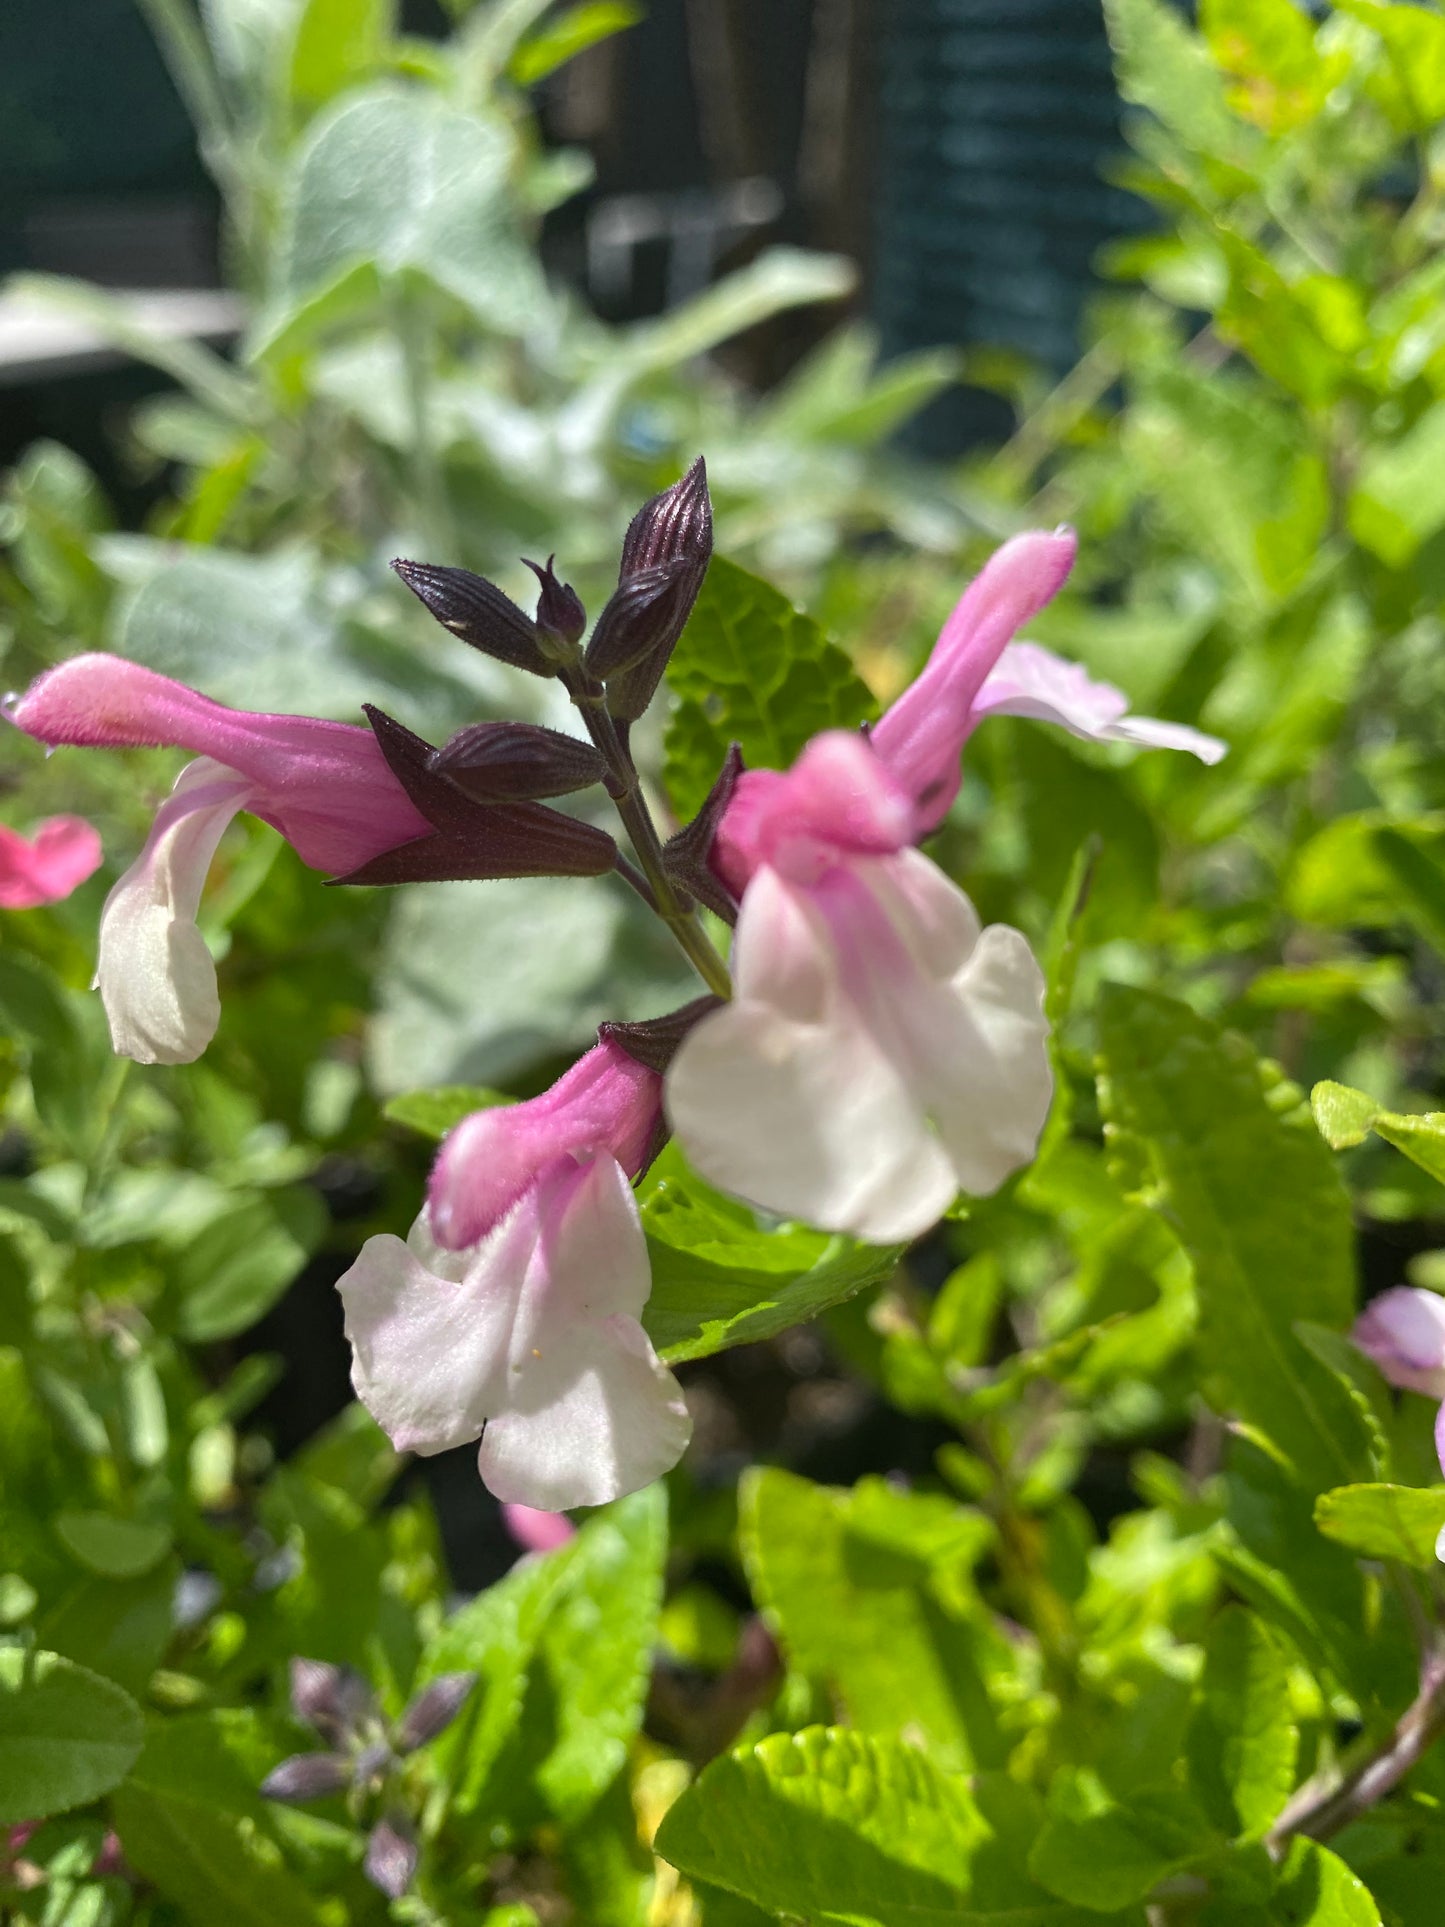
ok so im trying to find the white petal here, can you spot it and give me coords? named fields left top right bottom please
left=476, top=1158, right=691, bottom=1509
left=95, top=758, right=253, bottom=1064
left=339, top=1208, right=530, bottom=1456
left=1104, top=715, right=1228, bottom=763
left=904, top=922, right=1053, bottom=1196
left=667, top=871, right=958, bottom=1243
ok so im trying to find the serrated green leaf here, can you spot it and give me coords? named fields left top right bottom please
left=1314, top=1482, right=1445, bottom=1570
left=383, top=1085, right=511, bottom=1140
left=657, top=1725, right=1060, bottom=1926
left=1311, top=1080, right=1445, bottom=1185
left=1186, top=1608, right=1297, bottom=1838
left=1104, top=0, right=1259, bottom=166
left=0, top=1649, right=143, bottom=1824
left=662, top=554, right=876, bottom=821
left=739, top=1467, right=1001, bottom=1771
left=1097, top=987, right=1365, bottom=1489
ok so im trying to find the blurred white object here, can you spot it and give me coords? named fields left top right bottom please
left=0, top=286, right=242, bottom=384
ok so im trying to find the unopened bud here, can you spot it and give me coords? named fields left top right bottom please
left=289, top=1657, right=373, bottom=1744
left=524, top=555, right=586, bottom=652
left=606, top=458, right=713, bottom=722
left=394, top=1672, right=477, bottom=1753
left=585, top=562, right=695, bottom=682
left=430, top=722, right=605, bottom=804
left=364, top=1817, right=419, bottom=1900
left=260, top=1752, right=354, bottom=1803
left=393, top=560, right=552, bottom=678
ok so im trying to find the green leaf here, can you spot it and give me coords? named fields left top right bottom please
left=269, top=86, right=542, bottom=340
left=1348, top=401, right=1445, bottom=565
left=0, top=953, right=112, bottom=1153
left=490, top=1488, right=667, bottom=1826
left=383, top=1084, right=511, bottom=1140
left=739, top=1467, right=1000, bottom=1771
left=663, top=554, right=877, bottom=820
left=288, top=0, right=393, bottom=106
left=623, top=249, right=854, bottom=379
left=1311, top=1080, right=1445, bottom=1185
left=655, top=1726, right=992, bottom=1925
left=639, top=1148, right=901, bottom=1363
left=1334, top=0, right=1445, bottom=126
left=1097, top=987, right=1365, bottom=1489
left=112, top=1713, right=327, bottom=1927
left=1029, top=1776, right=1212, bottom=1914
left=1200, top=0, right=1331, bottom=133
left=171, top=1189, right=326, bottom=1342
left=55, top=1513, right=173, bottom=1581
left=0, top=1649, right=143, bottom=1824
left=1268, top=1838, right=1383, bottom=1925
left=1104, top=0, right=1258, bottom=167
left=1314, top=1483, right=1445, bottom=1570
left=509, top=2, right=641, bottom=85
left=1186, top=1608, right=1298, bottom=1838
left=38, top=1563, right=179, bottom=1697
left=1371, top=826, right=1445, bottom=958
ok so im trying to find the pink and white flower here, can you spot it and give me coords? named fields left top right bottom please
left=502, top=1503, right=577, bottom=1553
left=1353, top=1287, right=1445, bottom=1398
left=970, top=641, right=1226, bottom=766
left=10, top=656, right=431, bottom=1063
left=0, top=815, right=102, bottom=908
left=429, top=1037, right=662, bottom=1250
left=338, top=1155, right=690, bottom=1510
left=668, top=731, right=1052, bottom=1244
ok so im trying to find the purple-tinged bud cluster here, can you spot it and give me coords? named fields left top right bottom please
left=259, top=1656, right=476, bottom=1900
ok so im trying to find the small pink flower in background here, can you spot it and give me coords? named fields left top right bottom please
left=1353, top=1287, right=1445, bottom=1396
left=11, top=656, right=432, bottom=1065
left=428, top=1037, right=662, bottom=1250
left=0, top=814, right=102, bottom=908
left=670, top=730, right=1052, bottom=1244
left=503, top=1502, right=577, bottom=1553
left=339, top=1154, right=690, bottom=1510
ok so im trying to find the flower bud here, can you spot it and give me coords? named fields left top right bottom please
left=394, top=1672, right=477, bottom=1753
left=525, top=555, right=586, bottom=651
left=605, top=458, right=713, bottom=722
left=1353, top=1287, right=1445, bottom=1396
left=393, top=560, right=552, bottom=677
left=365, top=1817, right=419, bottom=1900
left=260, top=1752, right=354, bottom=1803
left=288, top=1657, right=373, bottom=1744
left=430, top=722, right=605, bottom=804
left=585, top=561, right=694, bottom=681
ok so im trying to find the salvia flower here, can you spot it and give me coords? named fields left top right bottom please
left=1353, top=1287, right=1445, bottom=1397
left=0, top=814, right=102, bottom=909
left=339, top=1151, right=690, bottom=1510
left=668, top=730, right=1052, bottom=1243
left=9, top=657, right=434, bottom=1063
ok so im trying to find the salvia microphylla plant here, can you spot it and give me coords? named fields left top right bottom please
left=7, top=460, right=1224, bottom=1512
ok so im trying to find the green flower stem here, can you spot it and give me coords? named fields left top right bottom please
left=570, top=677, right=732, bottom=1000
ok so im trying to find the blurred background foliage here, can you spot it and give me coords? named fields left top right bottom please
left=7, top=1, right=1445, bottom=1923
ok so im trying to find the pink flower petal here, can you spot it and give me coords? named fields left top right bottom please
left=428, top=1038, right=663, bottom=1251
left=1354, top=1287, right=1445, bottom=1398
left=12, top=655, right=430, bottom=873
left=971, top=641, right=1226, bottom=764
left=501, top=1503, right=576, bottom=1553
left=714, top=729, right=915, bottom=896
left=0, top=815, right=102, bottom=908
